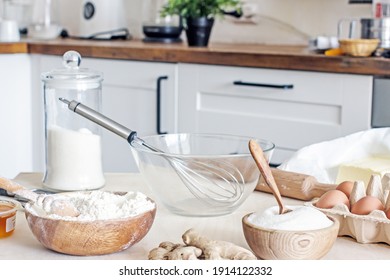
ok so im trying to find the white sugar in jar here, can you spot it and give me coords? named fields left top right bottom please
left=43, top=126, right=105, bottom=191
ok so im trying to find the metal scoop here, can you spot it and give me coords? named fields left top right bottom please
left=59, top=98, right=245, bottom=205
left=0, top=177, right=79, bottom=217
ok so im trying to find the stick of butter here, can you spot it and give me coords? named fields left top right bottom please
left=336, top=157, right=390, bottom=186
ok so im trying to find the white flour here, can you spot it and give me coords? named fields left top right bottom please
left=26, top=191, right=155, bottom=221
left=43, top=125, right=105, bottom=191
left=248, top=205, right=333, bottom=231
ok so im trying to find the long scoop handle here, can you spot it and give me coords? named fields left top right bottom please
left=0, top=177, right=79, bottom=217
left=256, top=168, right=337, bottom=201
left=59, top=98, right=138, bottom=144
left=249, top=139, right=289, bottom=215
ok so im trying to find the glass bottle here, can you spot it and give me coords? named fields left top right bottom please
left=373, top=0, right=390, bottom=18
left=41, top=50, right=105, bottom=191
left=28, top=0, right=61, bottom=39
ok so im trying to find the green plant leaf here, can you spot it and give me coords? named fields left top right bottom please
left=161, top=0, right=242, bottom=19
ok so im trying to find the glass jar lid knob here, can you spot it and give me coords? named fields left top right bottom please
left=62, top=50, right=81, bottom=69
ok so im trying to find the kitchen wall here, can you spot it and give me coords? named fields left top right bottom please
left=56, top=0, right=372, bottom=45
left=211, top=0, right=371, bottom=44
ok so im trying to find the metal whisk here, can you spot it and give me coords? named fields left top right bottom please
left=59, top=98, right=245, bottom=205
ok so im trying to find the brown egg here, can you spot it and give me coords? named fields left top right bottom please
left=385, top=208, right=390, bottom=219
left=336, top=181, right=354, bottom=198
left=315, top=189, right=350, bottom=209
left=351, top=196, right=384, bottom=215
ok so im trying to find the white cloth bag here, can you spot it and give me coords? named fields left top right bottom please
left=278, top=127, right=390, bottom=184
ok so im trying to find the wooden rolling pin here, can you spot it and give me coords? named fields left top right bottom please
left=256, top=168, right=337, bottom=201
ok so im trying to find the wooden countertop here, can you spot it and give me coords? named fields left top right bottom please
left=0, top=41, right=28, bottom=54
left=2, top=38, right=390, bottom=75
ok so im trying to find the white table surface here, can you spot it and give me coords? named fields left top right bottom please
left=2, top=172, right=390, bottom=260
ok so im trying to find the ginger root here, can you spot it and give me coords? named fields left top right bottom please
left=148, top=229, right=257, bottom=260
left=148, top=241, right=202, bottom=260
left=182, top=229, right=257, bottom=260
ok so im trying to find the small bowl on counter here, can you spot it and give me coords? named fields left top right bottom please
left=338, top=38, right=380, bottom=57
left=0, top=197, right=21, bottom=238
left=130, top=133, right=275, bottom=217
left=24, top=191, right=156, bottom=256
left=242, top=207, right=339, bottom=260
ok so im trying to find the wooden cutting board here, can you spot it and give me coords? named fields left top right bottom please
left=255, top=168, right=337, bottom=201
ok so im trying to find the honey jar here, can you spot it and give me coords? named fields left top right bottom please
left=0, top=197, right=20, bottom=238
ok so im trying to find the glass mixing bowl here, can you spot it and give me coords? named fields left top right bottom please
left=130, top=133, right=275, bottom=217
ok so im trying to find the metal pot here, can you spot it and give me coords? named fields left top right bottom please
left=360, top=18, right=390, bottom=49
left=142, top=0, right=183, bottom=43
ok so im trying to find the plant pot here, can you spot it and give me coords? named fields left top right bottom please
left=185, top=17, right=214, bottom=47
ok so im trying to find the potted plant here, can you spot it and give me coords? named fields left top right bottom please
left=161, top=0, right=242, bottom=47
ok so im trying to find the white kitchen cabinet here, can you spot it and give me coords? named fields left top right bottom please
left=0, top=54, right=33, bottom=178
left=177, top=63, right=373, bottom=165
left=28, top=55, right=374, bottom=172
left=83, top=58, right=178, bottom=172
left=30, top=54, right=56, bottom=175
left=30, top=55, right=178, bottom=173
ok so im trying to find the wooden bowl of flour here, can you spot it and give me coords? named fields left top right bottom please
left=24, top=191, right=156, bottom=256
left=242, top=212, right=339, bottom=260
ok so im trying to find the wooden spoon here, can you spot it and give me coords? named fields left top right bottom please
left=249, top=139, right=291, bottom=215
left=0, top=177, right=79, bottom=217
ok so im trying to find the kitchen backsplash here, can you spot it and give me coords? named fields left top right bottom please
left=93, top=0, right=371, bottom=45
left=1, top=0, right=372, bottom=45
left=210, top=0, right=371, bottom=45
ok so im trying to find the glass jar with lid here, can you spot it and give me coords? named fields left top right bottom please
left=41, top=50, right=105, bottom=191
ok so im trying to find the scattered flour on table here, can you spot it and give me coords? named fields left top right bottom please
left=26, top=191, right=155, bottom=221
left=247, top=205, right=333, bottom=231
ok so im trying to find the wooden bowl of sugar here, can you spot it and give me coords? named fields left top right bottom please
left=242, top=206, right=339, bottom=260
left=24, top=191, right=156, bottom=256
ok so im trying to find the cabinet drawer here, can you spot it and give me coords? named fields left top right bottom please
left=197, top=65, right=358, bottom=106
left=84, top=58, right=177, bottom=89
left=178, top=64, right=373, bottom=164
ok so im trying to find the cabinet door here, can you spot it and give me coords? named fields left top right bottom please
left=177, top=63, right=372, bottom=165
left=0, top=54, right=33, bottom=178
left=30, top=54, right=64, bottom=175
left=83, top=58, right=178, bottom=172
left=31, top=55, right=177, bottom=173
